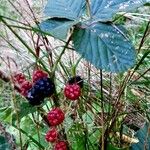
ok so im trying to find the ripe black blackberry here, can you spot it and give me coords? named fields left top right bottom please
left=26, top=87, right=44, bottom=106
left=34, top=77, right=55, bottom=97
left=26, top=77, right=55, bottom=106
left=68, top=76, right=83, bottom=88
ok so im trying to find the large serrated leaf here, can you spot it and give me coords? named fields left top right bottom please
left=72, top=22, right=136, bottom=72
left=43, top=0, right=84, bottom=20
left=91, top=0, right=149, bottom=22
left=39, top=18, right=78, bottom=40
left=130, top=122, right=150, bottom=150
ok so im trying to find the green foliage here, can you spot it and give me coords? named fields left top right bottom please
left=72, top=22, right=136, bottom=72
left=39, top=18, right=79, bottom=40
left=90, top=0, right=149, bottom=22
left=43, top=0, right=84, bottom=20
left=0, top=136, right=11, bottom=150
left=39, top=0, right=149, bottom=72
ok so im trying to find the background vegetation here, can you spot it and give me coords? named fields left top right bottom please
left=0, top=0, right=150, bottom=150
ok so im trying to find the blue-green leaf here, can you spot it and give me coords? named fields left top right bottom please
left=130, top=122, right=150, bottom=150
left=0, top=136, right=11, bottom=150
left=39, top=18, right=78, bottom=40
left=91, top=0, right=149, bottom=22
left=43, top=0, right=84, bottom=20
left=72, top=22, right=136, bottom=72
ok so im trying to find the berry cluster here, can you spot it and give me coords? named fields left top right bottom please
left=13, top=69, right=55, bottom=106
left=13, top=72, right=84, bottom=150
left=45, top=107, right=67, bottom=149
left=45, top=76, right=83, bottom=149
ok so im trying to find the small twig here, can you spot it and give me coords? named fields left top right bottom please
left=98, top=70, right=105, bottom=150
left=138, top=21, right=150, bottom=53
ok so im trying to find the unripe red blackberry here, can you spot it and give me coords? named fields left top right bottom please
left=32, top=69, right=48, bottom=83
left=47, top=108, right=65, bottom=126
left=20, top=81, right=32, bottom=96
left=45, top=128, right=58, bottom=143
left=13, top=73, right=26, bottom=84
left=54, top=141, right=67, bottom=150
left=64, top=84, right=81, bottom=100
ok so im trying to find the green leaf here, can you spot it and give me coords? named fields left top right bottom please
left=18, top=102, right=37, bottom=119
left=0, top=136, right=11, bottom=150
left=0, top=107, right=13, bottom=123
left=91, top=0, right=149, bottom=22
left=39, top=18, right=79, bottom=40
left=43, top=0, right=84, bottom=20
left=73, top=22, right=136, bottom=72
left=68, top=122, right=86, bottom=150
left=130, top=122, right=150, bottom=150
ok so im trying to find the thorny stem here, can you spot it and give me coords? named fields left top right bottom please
left=127, top=21, right=150, bottom=83
left=137, top=21, right=150, bottom=53
left=11, top=84, right=23, bottom=150
left=99, top=70, right=105, bottom=150
left=108, top=73, right=112, bottom=115
left=51, top=34, right=72, bottom=77
left=129, top=68, right=150, bottom=85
